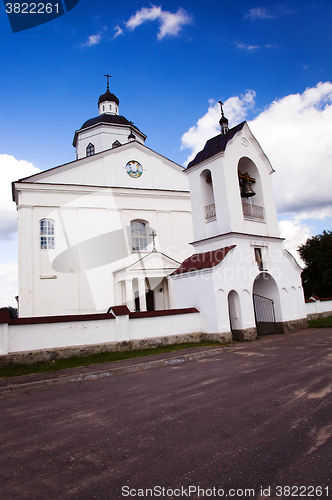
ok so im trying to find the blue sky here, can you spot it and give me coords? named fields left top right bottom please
left=1, top=0, right=332, bottom=306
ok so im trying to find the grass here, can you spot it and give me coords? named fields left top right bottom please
left=308, top=316, right=332, bottom=328
left=0, top=341, right=228, bottom=380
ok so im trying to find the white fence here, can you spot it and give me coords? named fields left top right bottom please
left=0, top=307, right=201, bottom=357
left=305, top=296, right=332, bottom=320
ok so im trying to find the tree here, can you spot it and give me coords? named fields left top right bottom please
left=298, top=230, right=332, bottom=299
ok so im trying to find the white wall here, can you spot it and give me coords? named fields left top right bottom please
left=14, top=143, right=194, bottom=317
left=305, top=298, right=332, bottom=317
left=0, top=310, right=200, bottom=355
left=173, top=236, right=307, bottom=334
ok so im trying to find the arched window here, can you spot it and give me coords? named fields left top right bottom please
left=238, top=157, right=265, bottom=222
left=200, top=169, right=216, bottom=221
left=131, top=221, right=147, bottom=252
left=86, top=143, right=95, bottom=157
left=40, top=219, right=54, bottom=249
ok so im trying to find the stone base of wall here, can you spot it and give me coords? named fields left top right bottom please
left=201, top=332, right=233, bottom=343
left=276, top=317, right=309, bottom=334
left=307, top=311, right=332, bottom=321
left=0, top=332, right=233, bottom=367
left=231, top=328, right=257, bottom=341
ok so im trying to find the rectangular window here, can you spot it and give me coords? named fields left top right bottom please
left=254, top=247, right=263, bottom=271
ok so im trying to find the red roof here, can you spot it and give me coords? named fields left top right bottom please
left=171, top=246, right=236, bottom=275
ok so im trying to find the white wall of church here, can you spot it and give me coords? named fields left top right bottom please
left=16, top=177, right=193, bottom=317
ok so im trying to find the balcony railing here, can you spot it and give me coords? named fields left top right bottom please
left=242, top=202, right=264, bottom=221
left=205, top=203, right=216, bottom=220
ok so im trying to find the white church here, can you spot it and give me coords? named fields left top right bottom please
left=12, top=82, right=308, bottom=342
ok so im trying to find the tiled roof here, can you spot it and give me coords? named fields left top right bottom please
left=187, top=122, right=246, bottom=169
left=171, top=246, right=236, bottom=275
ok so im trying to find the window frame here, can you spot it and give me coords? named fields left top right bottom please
left=40, top=219, right=55, bottom=250
left=86, top=143, right=95, bottom=157
left=131, top=220, right=148, bottom=252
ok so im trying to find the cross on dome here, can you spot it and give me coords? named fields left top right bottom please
left=98, top=74, right=119, bottom=116
left=104, top=74, right=111, bottom=90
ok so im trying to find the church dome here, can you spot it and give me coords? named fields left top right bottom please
left=98, top=89, right=119, bottom=106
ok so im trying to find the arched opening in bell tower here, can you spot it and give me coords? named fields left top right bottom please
left=200, top=169, right=216, bottom=222
left=238, top=157, right=265, bottom=222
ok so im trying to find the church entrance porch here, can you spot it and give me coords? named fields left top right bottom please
left=114, top=251, right=181, bottom=312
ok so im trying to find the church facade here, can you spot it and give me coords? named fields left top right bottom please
left=13, top=85, right=194, bottom=318
left=12, top=85, right=308, bottom=341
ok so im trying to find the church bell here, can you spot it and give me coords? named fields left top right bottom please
left=241, top=179, right=256, bottom=198
left=239, top=172, right=256, bottom=198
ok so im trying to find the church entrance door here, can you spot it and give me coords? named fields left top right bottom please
left=146, top=290, right=155, bottom=311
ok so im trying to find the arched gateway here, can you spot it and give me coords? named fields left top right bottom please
left=253, top=273, right=282, bottom=335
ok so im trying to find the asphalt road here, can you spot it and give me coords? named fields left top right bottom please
left=1, top=328, right=332, bottom=500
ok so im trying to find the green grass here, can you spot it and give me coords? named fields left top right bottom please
left=308, top=316, right=332, bottom=328
left=0, top=341, right=228, bottom=380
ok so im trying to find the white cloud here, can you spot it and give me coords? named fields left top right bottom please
left=0, top=154, right=40, bottom=240
left=113, top=25, right=124, bottom=39
left=245, top=8, right=275, bottom=20
left=278, top=219, right=313, bottom=264
left=126, top=5, right=193, bottom=40
left=81, top=33, right=102, bottom=47
left=0, top=262, right=18, bottom=308
left=245, top=6, right=294, bottom=21
left=181, top=90, right=256, bottom=165
left=249, top=82, right=332, bottom=216
left=236, top=42, right=277, bottom=51
left=236, top=42, right=260, bottom=51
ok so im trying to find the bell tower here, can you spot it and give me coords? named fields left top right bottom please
left=185, top=107, right=280, bottom=248
left=171, top=101, right=307, bottom=342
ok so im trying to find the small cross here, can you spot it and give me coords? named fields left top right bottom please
left=218, top=100, right=225, bottom=117
left=150, top=230, right=157, bottom=252
left=104, top=74, right=112, bottom=90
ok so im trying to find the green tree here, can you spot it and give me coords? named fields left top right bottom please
left=298, top=230, right=332, bottom=299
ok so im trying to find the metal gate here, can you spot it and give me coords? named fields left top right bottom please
left=253, top=294, right=276, bottom=335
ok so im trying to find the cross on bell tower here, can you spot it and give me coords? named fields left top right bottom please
left=218, top=100, right=229, bottom=135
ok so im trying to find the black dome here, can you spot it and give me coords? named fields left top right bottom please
left=98, top=89, right=119, bottom=106
left=81, top=114, right=134, bottom=130
left=219, top=115, right=228, bottom=124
